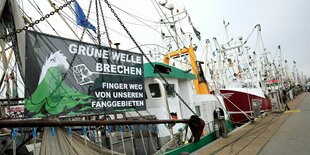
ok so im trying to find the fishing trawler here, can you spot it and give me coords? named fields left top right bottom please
left=209, top=23, right=272, bottom=125
left=0, top=0, right=233, bottom=154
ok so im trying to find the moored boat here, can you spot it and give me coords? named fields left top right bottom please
left=209, top=23, right=273, bottom=125
left=220, top=88, right=271, bottom=124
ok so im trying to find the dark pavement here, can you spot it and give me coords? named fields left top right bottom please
left=259, top=93, right=310, bottom=155
left=192, top=93, right=309, bottom=155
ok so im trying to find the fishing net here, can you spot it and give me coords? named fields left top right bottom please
left=154, top=133, right=182, bottom=155
left=40, top=127, right=123, bottom=155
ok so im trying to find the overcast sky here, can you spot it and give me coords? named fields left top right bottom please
left=22, top=0, right=310, bottom=77
left=182, top=0, right=310, bottom=77
left=102, top=0, right=310, bottom=77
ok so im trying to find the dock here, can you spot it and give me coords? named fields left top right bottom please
left=192, top=92, right=309, bottom=155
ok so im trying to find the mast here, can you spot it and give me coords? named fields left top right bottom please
left=158, top=1, right=183, bottom=50
left=292, top=61, right=298, bottom=85
left=255, top=24, right=262, bottom=88
left=158, top=1, right=210, bottom=94
left=223, top=20, right=231, bottom=45
left=213, top=37, right=228, bottom=88
left=277, top=45, right=285, bottom=89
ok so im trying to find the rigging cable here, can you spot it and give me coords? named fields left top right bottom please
left=95, top=0, right=101, bottom=45
left=61, top=0, right=153, bottom=47
left=0, top=0, right=76, bottom=100
left=150, top=0, right=186, bottom=49
left=112, top=0, right=158, bottom=23
left=150, top=3, right=203, bottom=82
left=61, top=0, right=162, bottom=48
left=23, top=0, right=154, bottom=116
left=103, top=0, right=197, bottom=115
left=5, top=0, right=197, bottom=118
left=97, top=0, right=112, bottom=47
left=79, top=0, right=94, bottom=41
left=58, top=0, right=159, bottom=26
left=11, top=0, right=91, bottom=110
left=26, top=0, right=58, bottom=35
left=64, top=0, right=99, bottom=44
left=44, top=0, right=96, bottom=44
left=242, top=24, right=259, bottom=45
left=48, top=0, right=79, bottom=39
left=29, top=0, right=103, bottom=93
left=108, top=2, right=162, bottom=34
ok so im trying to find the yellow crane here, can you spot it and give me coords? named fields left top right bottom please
left=163, top=46, right=210, bottom=94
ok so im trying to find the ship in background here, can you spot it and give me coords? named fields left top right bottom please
left=204, top=22, right=272, bottom=125
left=206, top=21, right=305, bottom=125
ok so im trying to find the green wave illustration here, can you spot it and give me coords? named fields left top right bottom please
left=25, top=67, right=93, bottom=116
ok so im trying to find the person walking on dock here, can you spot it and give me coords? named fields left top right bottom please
left=282, top=89, right=290, bottom=110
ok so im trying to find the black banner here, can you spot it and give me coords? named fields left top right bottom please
left=24, top=31, right=145, bottom=117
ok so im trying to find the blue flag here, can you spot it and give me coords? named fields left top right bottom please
left=192, top=25, right=201, bottom=40
left=74, top=1, right=96, bottom=33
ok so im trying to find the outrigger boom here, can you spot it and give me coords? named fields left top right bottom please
left=0, top=118, right=189, bottom=127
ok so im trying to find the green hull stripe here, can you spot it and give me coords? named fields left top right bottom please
left=165, top=120, right=234, bottom=155
left=165, top=132, right=216, bottom=155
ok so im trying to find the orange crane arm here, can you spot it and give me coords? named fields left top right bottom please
left=163, top=47, right=210, bottom=94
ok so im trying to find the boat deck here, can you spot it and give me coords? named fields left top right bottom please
left=192, top=92, right=310, bottom=155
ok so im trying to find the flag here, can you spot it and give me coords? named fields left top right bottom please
left=188, top=14, right=192, bottom=25
left=180, top=27, right=185, bottom=35
left=188, top=13, right=201, bottom=40
left=192, top=25, right=201, bottom=40
left=74, top=1, right=96, bottom=33
left=161, top=30, right=165, bottom=40
left=108, top=39, right=112, bottom=47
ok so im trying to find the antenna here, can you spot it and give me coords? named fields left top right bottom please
left=158, top=1, right=179, bottom=49
left=223, top=19, right=230, bottom=43
left=158, top=0, right=167, bottom=6
left=166, top=3, right=174, bottom=10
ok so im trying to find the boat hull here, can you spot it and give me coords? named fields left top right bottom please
left=220, top=89, right=272, bottom=124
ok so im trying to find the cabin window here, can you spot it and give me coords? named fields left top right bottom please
left=154, top=64, right=171, bottom=74
left=195, top=106, right=201, bottom=116
left=149, top=84, right=161, bottom=98
left=164, top=84, right=175, bottom=97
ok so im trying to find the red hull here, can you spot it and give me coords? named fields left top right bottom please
left=220, top=89, right=272, bottom=124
